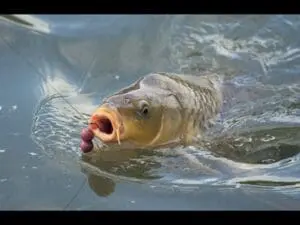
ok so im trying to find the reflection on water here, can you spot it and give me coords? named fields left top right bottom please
left=206, top=126, right=300, bottom=164
left=1, top=14, right=300, bottom=209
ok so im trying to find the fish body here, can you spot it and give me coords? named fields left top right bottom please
left=85, top=72, right=224, bottom=152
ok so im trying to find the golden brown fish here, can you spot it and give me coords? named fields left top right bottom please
left=80, top=72, right=223, bottom=153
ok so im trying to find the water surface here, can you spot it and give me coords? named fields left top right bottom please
left=0, top=15, right=300, bottom=210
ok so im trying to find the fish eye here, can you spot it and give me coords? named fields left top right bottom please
left=142, top=106, right=148, bottom=115
left=139, top=100, right=149, bottom=116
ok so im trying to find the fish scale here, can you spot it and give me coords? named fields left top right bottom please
left=161, top=73, right=222, bottom=131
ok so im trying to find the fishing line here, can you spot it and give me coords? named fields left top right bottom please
left=0, top=30, right=94, bottom=210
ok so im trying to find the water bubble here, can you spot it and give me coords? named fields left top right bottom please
left=233, top=136, right=253, bottom=147
left=234, top=136, right=252, bottom=143
left=12, top=105, right=18, bottom=111
left=234, top=142, right=244, bottom=147
left=28, top=152, right=38, bottom=156
left=188, top=146, right=198, bottom=150
left=0, top=149, right=6, bottom=153
left=235, top=183, right=241, bottom=188
left=0, top=178, right=8, bottom=183
left=261, top=135, right=276, bottom=142
left=261, top=159, right=275, bottom=164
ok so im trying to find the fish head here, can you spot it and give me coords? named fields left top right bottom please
left=88, top=88, right=178, bottom=148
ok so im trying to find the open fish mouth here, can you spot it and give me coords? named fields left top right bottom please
left=96, top=116, right=114, bottom=134
left=88, top=107, right=124, bottom=145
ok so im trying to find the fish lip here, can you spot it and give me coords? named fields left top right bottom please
left=88, top=107, right=124, bottom=143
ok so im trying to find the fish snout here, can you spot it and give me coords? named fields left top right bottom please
left=88, top=107, right=124, bottom=144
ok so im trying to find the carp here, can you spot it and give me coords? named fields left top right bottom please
left=80, top=72, right=223, bottom=153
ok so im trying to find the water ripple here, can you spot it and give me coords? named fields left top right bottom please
left=28, top=15, right=300, bottom=194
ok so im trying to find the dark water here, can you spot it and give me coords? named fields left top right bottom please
left=0, top=15, right=300, bottom=210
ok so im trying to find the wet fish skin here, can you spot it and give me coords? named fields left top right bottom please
left=151, top=72, right=224, bottom=145
left=92, top=72, right=223, bottom=150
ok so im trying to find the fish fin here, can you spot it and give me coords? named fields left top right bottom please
left=182, top=128, right=200, bottom=147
